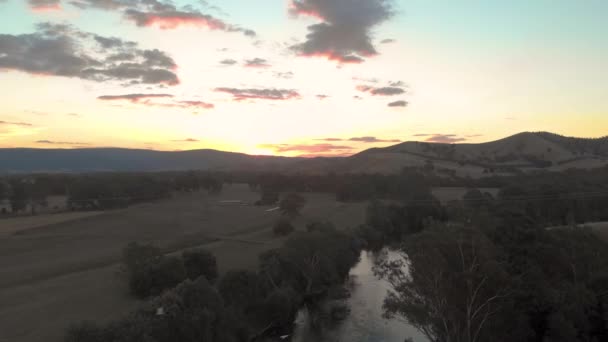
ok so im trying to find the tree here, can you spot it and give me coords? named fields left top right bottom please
left=376, top=225, right=512, bottom=342
left=182, top=248, right=218, bottom=282
left=218, top=270, right=268, bottom=312
left=279, top=193, right=306, bottom=218
left=128, top=256, right=187, bottom=298
left=8, top=179, right=29, bottom=213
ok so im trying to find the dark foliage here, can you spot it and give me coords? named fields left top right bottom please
left=182, top=248, right=219, bottom=282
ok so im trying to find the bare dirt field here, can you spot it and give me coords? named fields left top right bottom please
left=0, top=184, right=367, bottom=342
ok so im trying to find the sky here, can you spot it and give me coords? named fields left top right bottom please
left=1, top=0, right=607, bottom=157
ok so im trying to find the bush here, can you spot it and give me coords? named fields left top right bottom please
left=122, top=242, right=162, bottom=272
left=129, top=256, right=187, bottom=298
left=306, top=220, right=337, bottom=233
left=122, top=242, right=187, bottom=298
left=182, top=248, right=218, bottom=282
left=273, top=219, right=294, bottom=237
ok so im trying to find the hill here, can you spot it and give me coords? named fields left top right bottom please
left=0, top=148, right=299, bottom=173
left=337, top=132, right=608, bottom=176
left=1, top=132, right=606, bottom=176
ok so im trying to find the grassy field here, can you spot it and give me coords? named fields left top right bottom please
left=0, top=184, right=367, bottom=342
left=431, top=187, right=499, bottom=204
left=0, top=211, right=104, bottom=237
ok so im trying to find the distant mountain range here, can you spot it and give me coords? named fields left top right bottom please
left=1, top=132, right=607, bottom=176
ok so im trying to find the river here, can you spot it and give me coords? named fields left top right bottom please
left=291, top=250, right=428, bottom=342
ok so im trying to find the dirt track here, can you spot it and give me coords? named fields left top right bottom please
left=0, top=185, right=367, bottom=342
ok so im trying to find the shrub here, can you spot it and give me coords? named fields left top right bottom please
left=65, top=321, right=106, bottom=342
left=279, top=193, right=306, bottom=217
left=273, top=219, right=294, bottom=237
left=182, top=248, right=218, bottom=282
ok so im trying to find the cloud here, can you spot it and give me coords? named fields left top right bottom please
left=219, top=58, right=237, bottom=65
left=388, top=100, right=407, bottom=107
left=0, top=23, right=179, bottom=85
left=349, top=136, right=400, bottom=143
left=97, top=93, right=214, bottom=109
left=352, top=76, right=379, bottom=83
left=273, top=71, right=294, bottom=79
left=357, top=85, right=405, bottom=96
left=0, top=120, right=33, bottom=127
left=29, top=0, right=61, bottom=11
left=67, top=113, right=81, bottom=117
left=214, top=87, right=301, bottom=101
left=174, top=101, right=214, bottom=109
left=261, top=143, right=353, bottom=154
left=316, top=94, right=329, bottom=100
left=97, top=93, right=174, bottom=102
left=171, top=138, right=199, bottom=142
left=315, top=137, right=343, bottom=142
left=244, top=58, right=271, bottom=68
left=380, top=38, right=395, bottom=44
left=71, top=0, right=256, bottom=36
left=289, top=0, right=395, bottom=63
left=297, top=152, right=353, bottom=158
left=36, top=139, right=90, bottom=145
left=424, top=134, right=467, bottom=144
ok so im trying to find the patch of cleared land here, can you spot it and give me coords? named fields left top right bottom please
left=0, top=184, right=367, bottom=342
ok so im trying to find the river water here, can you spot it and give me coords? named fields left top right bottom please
left=291, top=250, right=428, bottom=342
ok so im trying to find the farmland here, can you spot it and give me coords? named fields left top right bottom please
left=0, top=184, right=367, bottom=342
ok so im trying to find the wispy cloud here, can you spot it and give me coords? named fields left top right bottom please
left=36, top=139, right=90, bottom=145
left=219, top=59, right=237, bottom=65
left=349, top=136, right=400, bottom=143
left=388, top=100, right=407, bottom=107
left=260, top=143, right=353, bottom=154
left=97, top=94, right=214, bottom=109
left=244, top=58, right=271, bottom=68
left=357, top=85, right=405, bottom=96
left=28, top=0, right=60, bottom=11
left=98, top=94, right=174, bottom=102
left=171, top=138, right=199, bottom=142
left=423, top=134, right=467, bottom=144
left=214, top=88, right=301, bottom=101
left=0, top=120, right=33, bottom=127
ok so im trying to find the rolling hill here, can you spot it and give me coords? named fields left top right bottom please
left=1, top=132, right=606, bottom=176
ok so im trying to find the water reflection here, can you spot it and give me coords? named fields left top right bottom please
left=291, top=250, right=428, bottom=342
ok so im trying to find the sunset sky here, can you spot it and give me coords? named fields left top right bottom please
left=1, top=0, right=607, bottom=157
